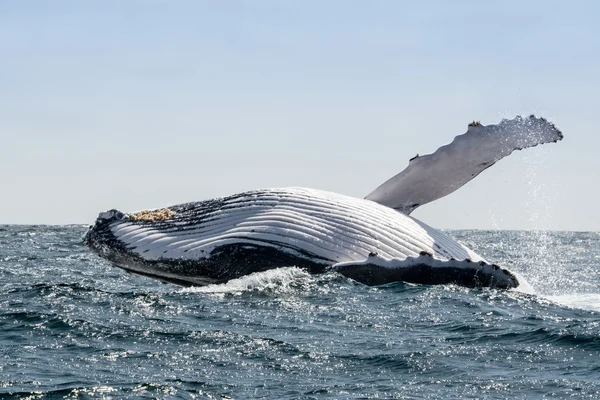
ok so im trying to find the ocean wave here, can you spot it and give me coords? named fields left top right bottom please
left=182, top=267, right=315, bottom=295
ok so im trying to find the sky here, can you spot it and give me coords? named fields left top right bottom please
left=1, top=1, right=599, bottom=231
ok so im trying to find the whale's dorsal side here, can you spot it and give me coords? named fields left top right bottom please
left=365, top=115, right=563, bottom=215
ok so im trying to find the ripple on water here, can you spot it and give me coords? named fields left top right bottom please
left=0, top=226, right=599, bottom=399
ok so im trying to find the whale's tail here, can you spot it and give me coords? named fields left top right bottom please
left=365, top=115, right=563, bottom=215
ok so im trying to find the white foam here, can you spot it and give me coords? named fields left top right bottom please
left=509, top=271, right=535, bottom=295
left=544, top=293, right=600, bottom=312
left=182, top=267, right=312, bottom=295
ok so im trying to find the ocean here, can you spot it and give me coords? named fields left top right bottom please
left=1, top=225, right=599, bottom=399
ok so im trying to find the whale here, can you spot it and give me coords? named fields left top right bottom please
left=84, top=115, right=562, bottom=290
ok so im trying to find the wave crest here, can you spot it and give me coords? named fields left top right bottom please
left=182, top=267, right=313, bottom=295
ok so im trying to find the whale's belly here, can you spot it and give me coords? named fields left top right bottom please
left=84, top=187, right=496, bottom=286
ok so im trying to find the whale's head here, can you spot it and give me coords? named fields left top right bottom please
left=84, top=209, right=219, bottom=286
left=83, top=209, right=126, bottom=259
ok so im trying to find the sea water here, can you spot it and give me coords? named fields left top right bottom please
left=1, top=225, right=599, bottom=399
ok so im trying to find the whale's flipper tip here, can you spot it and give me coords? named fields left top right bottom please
left=495, top=114, right=563, bottom=147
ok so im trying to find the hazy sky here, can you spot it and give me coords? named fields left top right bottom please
left=1, top=1, right=599, bottom=230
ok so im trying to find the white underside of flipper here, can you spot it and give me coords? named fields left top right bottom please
left=366, top=115, right=563, bottom=214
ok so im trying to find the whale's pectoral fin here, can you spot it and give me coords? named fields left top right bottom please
left=333, top=254, right=519, bottom=289
left=365, top=115, right=563, bottom=214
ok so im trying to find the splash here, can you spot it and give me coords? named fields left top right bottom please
left=518, top=146, right=562, bottom=294
left=546, top=294, right=600, bottom=312
left=182, top=267, right=313, bottom=295
left=516, top=153, right=599, bottom=310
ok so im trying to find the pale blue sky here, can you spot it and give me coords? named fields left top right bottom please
left=1, top=1, right=599, bottom=230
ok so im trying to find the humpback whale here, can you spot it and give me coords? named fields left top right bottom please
left=84, top=115, right=562, bottom=290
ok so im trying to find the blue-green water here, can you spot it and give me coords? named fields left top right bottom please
left=1, top=225, right=599, bottom=399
